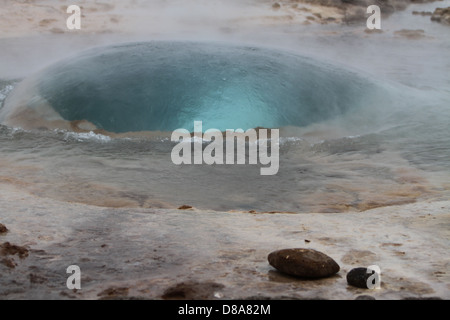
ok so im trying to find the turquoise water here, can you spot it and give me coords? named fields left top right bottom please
left=0, top=42, right=388, bottom=133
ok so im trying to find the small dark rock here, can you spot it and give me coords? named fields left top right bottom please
left=347, top=267, right=379, bottom=289
left=162, top=281, right=224, bottom=300
left=29, top=273, right=48, bottom=284
left=431, top=7, right=450, bottom=25
left=178, top=205, right=193, bottom=210
left=98, top=287, right=129, bottom=298
left=0, top=257, right=17, bottom=269
left=0, top=223, right=8, bottom=234
left=268, top=248, right=340, bottom=278
left=0, top=242, right=29, bottom=258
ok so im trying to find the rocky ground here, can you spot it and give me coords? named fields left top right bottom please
left=0, top=0, right=448, bottom=40
left=269, top=0, right=450, bottom=25
left=0, top=184, right=449, bottom=299
left=431, top=6, right=450, bottom=23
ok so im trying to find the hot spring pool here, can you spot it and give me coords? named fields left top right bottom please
left=0, top=41, right=391, bottom=133
left=0, top=41, right=448, bottom=212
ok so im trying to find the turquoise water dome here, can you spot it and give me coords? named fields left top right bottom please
left=2, top=42, right=383, bottom=133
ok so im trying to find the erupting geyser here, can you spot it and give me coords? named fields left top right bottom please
left=0, top=42, right=387, bottom=133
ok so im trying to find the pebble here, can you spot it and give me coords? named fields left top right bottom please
left=0, top=223, right=8, bottom=234
left=347, top=267, right=375, bottom=289
left=0, top=242, right=29, bottom=258
left=431, top=7, right=450, bottom=25
left=268, top=248, right=340, bottom=278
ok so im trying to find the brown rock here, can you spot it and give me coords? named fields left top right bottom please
left=1, top=258, right=16, bottom=269
left=268, top=248, right=340, bottom=278
left=162, top=281, right=224, bottom=300
left=29, top=273, right=48, bottom=284
left=431, top=7, right=450, bottom=25
left=0, top=242, right=29, bottom=258
left=178, top=205, right=193, bottom=210
left=0, top=223, right=8, bottom=234
left=39, top=19, right=57, bottom=27
left=98, top=287, right=129, bottom=298
left=394, top=29, right=426, bottom=40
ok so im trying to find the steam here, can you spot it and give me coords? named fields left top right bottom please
left=0, top=0, right=449, bottom=85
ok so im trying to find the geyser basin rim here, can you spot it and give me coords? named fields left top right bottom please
left=0, top=41, right=390, bottom=134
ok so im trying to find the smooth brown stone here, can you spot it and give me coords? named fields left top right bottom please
left=268, top=248, right=340, bottom=278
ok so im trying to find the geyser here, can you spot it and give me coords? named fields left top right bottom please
left=0, top=42, right=385, bottom=133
